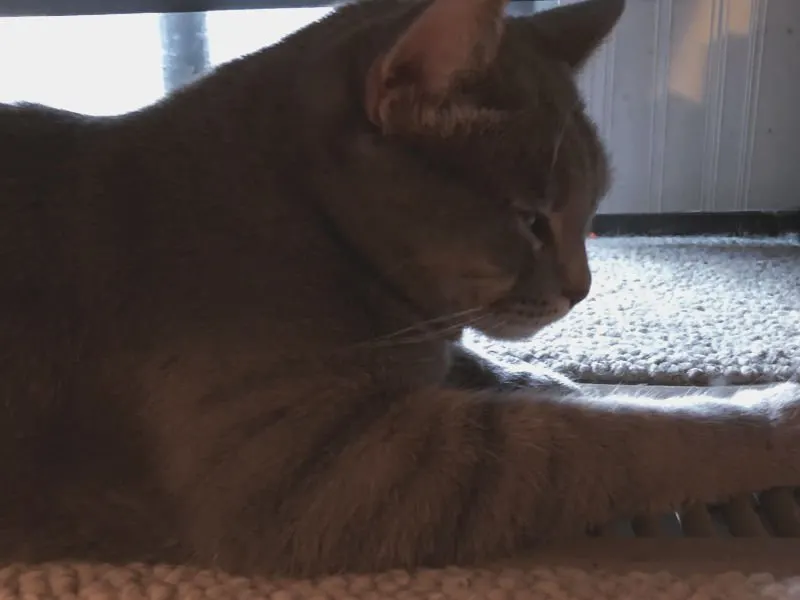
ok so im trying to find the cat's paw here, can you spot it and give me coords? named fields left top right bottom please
left=501, top=361, right=582, bottom=395
left=722, top=383, right=800, bottom=486
left=732, top=382, right=800, bottom=427
left=763, top=382, right=800, bottom=424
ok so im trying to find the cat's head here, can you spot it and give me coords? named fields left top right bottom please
left=291, top=0, right=624, bottom=341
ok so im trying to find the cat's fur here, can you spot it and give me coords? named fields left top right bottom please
left=1, top=0, right=799, bottom=577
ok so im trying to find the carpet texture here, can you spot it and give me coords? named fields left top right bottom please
left=464, top=235, right=800, bottom=386
left=6, top=540, right=800, bottom=600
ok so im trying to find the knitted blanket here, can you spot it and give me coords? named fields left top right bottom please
left=4, top=540, right=800, bottom=600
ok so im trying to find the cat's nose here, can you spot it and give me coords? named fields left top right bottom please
left=564, top=286, right=590, bottom=308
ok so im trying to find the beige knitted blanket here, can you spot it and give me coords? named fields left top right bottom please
left=4, top=540, right=800, bottom=600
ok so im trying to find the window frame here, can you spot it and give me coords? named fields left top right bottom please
left=0, top=0, right=330, bottom=17
left=0, top=0, right=544, bottom=17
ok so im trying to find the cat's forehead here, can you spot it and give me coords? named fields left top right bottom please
left=463, top=52, right=608, bottom=214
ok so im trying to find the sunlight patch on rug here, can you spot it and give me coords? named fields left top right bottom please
left=464, top=236, right=800, bottom=385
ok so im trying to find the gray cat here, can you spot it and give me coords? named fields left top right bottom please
left=0, top=0, right=799, bottom=577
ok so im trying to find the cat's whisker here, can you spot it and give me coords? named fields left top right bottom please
left=364, top=320, right=484, bottom=348
left=399, top=314, right=484, bottom=343
left=370, top=307, right=485, bottom=342
left=335, top=312, right=480, bottom=353
left=353, top=312, right=487, bottom=350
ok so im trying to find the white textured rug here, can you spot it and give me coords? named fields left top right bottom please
left=465, top=235, right=800, bottom=386
left=5, top=540, right=800, bottom=600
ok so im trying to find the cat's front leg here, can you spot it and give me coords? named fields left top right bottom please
left=165, top=380, right=800, bottom=576
left=446, top=340, right=580, bottom=394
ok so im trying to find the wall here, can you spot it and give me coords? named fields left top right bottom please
left=572, top=0, right=800, bottom=214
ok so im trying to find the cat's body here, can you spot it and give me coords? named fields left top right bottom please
left=1, top=0, right=800, bottom=577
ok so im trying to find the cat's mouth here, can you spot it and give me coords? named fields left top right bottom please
left=476, top=298, right=571, bottom=341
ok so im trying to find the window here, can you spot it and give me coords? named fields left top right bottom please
left=0, top=13, right=164, bottom=114
left=0, top=0, right=545, bottom=116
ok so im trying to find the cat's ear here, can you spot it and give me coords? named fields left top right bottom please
left=524, top=0, right=625, bottom=70
left=365, top=0, right=509, bottom=133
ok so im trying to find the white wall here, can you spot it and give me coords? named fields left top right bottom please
left=574, top=0, right=800, bottom=214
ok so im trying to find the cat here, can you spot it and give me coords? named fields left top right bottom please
left=1, top=0, right=799, bottom=578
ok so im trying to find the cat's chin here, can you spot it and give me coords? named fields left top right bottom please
left=473, top=299, right=571, bottom=342
left=473, top=315, right=564, bottom=342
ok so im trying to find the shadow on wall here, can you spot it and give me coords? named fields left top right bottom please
left=576, top=0, right=800, bottom=215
